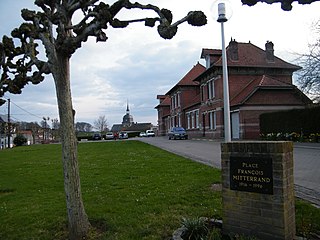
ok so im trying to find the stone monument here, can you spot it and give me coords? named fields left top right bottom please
left=221, top=141, right=295, bottom=240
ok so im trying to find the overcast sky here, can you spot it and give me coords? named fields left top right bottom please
left=0, top=0, right=319, bottom=128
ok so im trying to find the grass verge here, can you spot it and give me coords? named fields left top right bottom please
left=0, top=140, right=319, bottom=239
left=0, top=141, right=221, bottom=239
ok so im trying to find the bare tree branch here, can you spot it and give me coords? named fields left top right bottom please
left=295, top=20, right=320, bottom=102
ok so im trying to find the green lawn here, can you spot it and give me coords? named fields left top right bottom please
left=1, top=141, right=320, bottom=239
left=0, top=141, right=221, bottom=240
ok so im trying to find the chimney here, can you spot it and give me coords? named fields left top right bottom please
left=229, top=38, right=238, bottom=61
left=265, top=41, right=274, bottom=62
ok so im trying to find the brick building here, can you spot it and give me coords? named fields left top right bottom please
left=155, top=63, right=206, bottom=136
left=156, top=39, right=312, bottom=140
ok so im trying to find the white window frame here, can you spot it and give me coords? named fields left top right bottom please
left=209, top=111, right=217, bottom=130
left=195, top=110, right=199, bottom=128
left=191, top=112, right=195, bottom=129
left=186, top=109, right=200, bottom=129
left=171, top=96, right=174, bottom=109
left=207, top=78, right=215, bottom=100
left=174, top=94, right=178, bottom=108
left=201, top=84, right=205, bottom=102
left=187, top=113, right=191, bottom=129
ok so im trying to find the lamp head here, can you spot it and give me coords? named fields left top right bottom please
left=217, top=3, right=228, bottom=22
left=211, top=0, right=233, bottom=23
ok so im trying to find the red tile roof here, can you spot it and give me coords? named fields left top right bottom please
left=257, top=75, right=291, bottom=87
left=155, top=95, right=171, bottom=109
left=166, top=63, right=206, bottom=95
left=230, top=75, right=293, bottom=105
left=214, top=42, right=300, bottom=70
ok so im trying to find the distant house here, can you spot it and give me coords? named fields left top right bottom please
left=0, top=114, right=15, bottom=148
left=156, top=39, right=312, bottom=140
left=111, top=103, right=153, bottom=134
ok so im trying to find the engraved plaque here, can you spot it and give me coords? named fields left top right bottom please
left=230, top=156, right=273, bottom=194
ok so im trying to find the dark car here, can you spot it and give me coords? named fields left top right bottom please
left=118, top=132, right=128, bottom=139
left=168, top=127, right=188, bottom=140
left=92, top=133, right=102, bottom=140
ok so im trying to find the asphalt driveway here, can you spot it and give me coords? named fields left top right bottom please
left=138, top=136, right=320, bottom=207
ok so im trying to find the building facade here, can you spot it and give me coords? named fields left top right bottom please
left=155, top=63, right=206, bottom=135
left=156, top=39, right=312, bottom=140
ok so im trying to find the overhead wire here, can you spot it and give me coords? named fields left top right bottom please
left=10, top=100, right=43, bottom=120
left=1, top=96, right=48, bottom=121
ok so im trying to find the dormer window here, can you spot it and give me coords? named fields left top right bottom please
left=205, top=55, right=211, bottom=69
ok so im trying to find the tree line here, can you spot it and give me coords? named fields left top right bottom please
left=9, top=115, right=109, bottom=133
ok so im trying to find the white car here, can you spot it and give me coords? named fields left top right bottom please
left=105, top=132, right=114, bottom=140
left=146, top=130, right=155, bottom=137
left=139, top=132, right=147, bottom=137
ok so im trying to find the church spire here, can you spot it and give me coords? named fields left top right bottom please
left=126, top=99, right=130, bottom=114
left=122, top=99, right=133, bottom=127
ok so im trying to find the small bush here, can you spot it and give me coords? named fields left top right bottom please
left=179, top=217, right=259, bottom=240
left=180, top=217, right=209, bottom=240
left=13, top=134, right=27, bottom=146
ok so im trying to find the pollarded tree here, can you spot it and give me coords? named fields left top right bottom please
left=0, top=1, right=207, bottom=239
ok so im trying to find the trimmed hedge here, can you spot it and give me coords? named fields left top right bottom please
left=260, top=106, right=320, bottom=136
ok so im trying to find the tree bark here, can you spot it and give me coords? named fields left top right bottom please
left=52, top=53, right=90, bottom=239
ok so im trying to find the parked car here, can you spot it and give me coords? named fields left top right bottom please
left=92, top=133, right=102, bottom=140
left=168, top=127, right=188, bottom=140
left=105, top=132, right=114, bottom=140
left=119, top=132, right=128, bottom=139
left=146, top=130, right=155, bottom=137
left=139, top=132, right=147, bottom=137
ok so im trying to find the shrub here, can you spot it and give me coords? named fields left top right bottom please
left=180, top=217, right=209, bottom=240
left=13, top=134, right=27, bottom=146
left=179, top=217, right=259, bottom=240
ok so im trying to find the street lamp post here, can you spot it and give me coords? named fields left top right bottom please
left=217, top=2, right=231, bottom=142
left=43, top=116, right=50, bottom=142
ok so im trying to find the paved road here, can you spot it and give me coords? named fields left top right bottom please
left=138, top=137, right=320, bottom=207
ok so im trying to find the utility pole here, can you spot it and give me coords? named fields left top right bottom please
left=7, top=98, right=11, bottom=148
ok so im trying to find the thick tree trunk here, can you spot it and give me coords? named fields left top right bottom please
left=52, top=53, right=90, bottom=239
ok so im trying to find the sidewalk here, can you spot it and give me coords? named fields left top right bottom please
left=294, top=142, right=320, bottom=149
